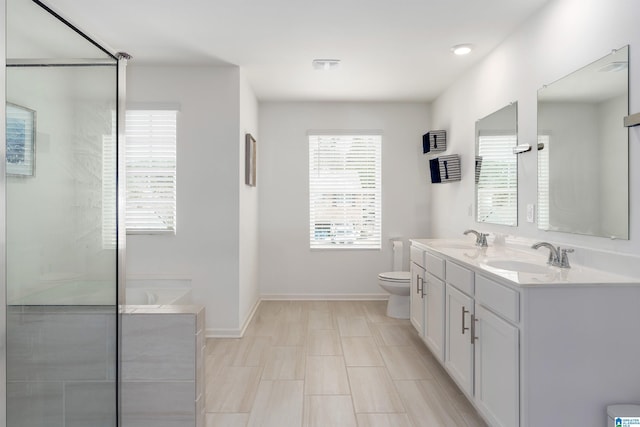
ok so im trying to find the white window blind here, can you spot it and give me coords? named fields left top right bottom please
left=126, top=110, right=177, bottom=234
left=309, top=134, right=381, bottom=249
left=476, top=134, right=517, bottom=226
left=102, top=113, right=117, bottom=249
left=537, top=135, right=550, bottom=229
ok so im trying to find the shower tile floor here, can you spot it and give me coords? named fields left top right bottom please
left=205, top=300, right=488, bottom=427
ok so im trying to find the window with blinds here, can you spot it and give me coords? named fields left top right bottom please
left=476, top=134, right=517, bottom=226
left=102, top=114, right=117, bottom=249
left=537, top=135, right=550, bottom=229
left=126, top=110, right=177, bottom=234
left=309, top=134, right=382, bottom=249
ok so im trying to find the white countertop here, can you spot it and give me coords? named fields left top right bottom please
left=410, top=238, right=639, bottom=287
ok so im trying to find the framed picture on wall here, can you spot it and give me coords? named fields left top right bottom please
left=6, top=102, right=36, bottom=177
left=245, top=133, right=256, bottom=186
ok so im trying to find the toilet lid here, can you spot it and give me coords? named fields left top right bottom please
left=378, top=271, right=411, bottom=282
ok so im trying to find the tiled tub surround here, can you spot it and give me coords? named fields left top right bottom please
left=122, top=305, right=206, bottom=427
left=410, top=238, right=640, bottom=427
left=6, top=305, right=118, bottom=427
left=7, top=304, right=205, bottom=427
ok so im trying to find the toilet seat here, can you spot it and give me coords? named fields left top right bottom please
left=378, top=271, right=411, bottom=282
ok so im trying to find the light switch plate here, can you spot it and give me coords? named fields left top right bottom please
left=527, top=204, right=535, bottom=223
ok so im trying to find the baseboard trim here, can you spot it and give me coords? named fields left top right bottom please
left=239, top=298, right=261, bottom=336
left=260, top=293, right=388, bottom=301
left=206, top=298, right=262, bottom=338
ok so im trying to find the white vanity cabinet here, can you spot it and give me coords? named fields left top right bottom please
left=409, top=247, right=425, bottom=335
left=410, top=240, right=522, bottom=427
left=474, top=303, right=519, bottom=427
left=473, top=274, right=520, bottom=427
left=445, top=262, right=520, bottom=427
left=411, top=238, right=640, bottom=427
left=423, top=272, right=445, bottom=362
left=411, top=245, right=446, bottom=361
left=444, top=282, right=475, bottom=395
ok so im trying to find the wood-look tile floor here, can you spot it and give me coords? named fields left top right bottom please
left=205, top=300, right=488, bottom=427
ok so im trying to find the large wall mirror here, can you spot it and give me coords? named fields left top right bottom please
left=476, top=102, right=518, bottom=226
left=537, top=46, right=629, bottom=239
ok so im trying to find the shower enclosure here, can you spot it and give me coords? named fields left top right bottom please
left=4, top=0, right=123, bottom=425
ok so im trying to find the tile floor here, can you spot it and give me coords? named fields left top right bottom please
left=205, top=300, right=488, bottom=427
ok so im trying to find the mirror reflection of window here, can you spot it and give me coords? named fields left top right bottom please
left=537, top=135, right=550, bottom=229
left=477, top=134, right=517, bottom=225
left=475, top=102, right=518, bottom=226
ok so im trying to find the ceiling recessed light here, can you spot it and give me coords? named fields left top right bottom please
left=312, top=59, right=341, bottom=70
left=451, top=44, right=473, bottom=56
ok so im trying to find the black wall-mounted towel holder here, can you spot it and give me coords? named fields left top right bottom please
left=423, top=130, right=447, bottom=154
left=429, top=154, right=461, bottom=183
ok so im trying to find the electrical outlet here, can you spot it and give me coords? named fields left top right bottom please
left=527, top=204, right=535, bottom=223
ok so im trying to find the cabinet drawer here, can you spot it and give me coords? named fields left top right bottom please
left=425, top=252, right=445, bottom=280
left=445, top=261, right=474, bottom=295
left=475, top=275, right=519, bottom=323
left=410, top=246, right=425, bottom=267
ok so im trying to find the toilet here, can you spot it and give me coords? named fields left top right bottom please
left=378, top=240, right=411, bottom=319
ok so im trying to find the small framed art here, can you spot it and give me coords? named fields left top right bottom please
left=6, top=103, right=36, bottom=177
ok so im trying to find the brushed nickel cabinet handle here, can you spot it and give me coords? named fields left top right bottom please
left=471, top=314, right=478, bottom=344
left=462, top=306, right=470, bottom=334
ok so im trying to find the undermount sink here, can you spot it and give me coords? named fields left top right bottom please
left=484, top=259, right=551, bottom=274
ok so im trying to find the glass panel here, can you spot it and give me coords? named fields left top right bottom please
left=5, top=0, right=118, bottom=425
left=537, top=46, right=629, bottom=239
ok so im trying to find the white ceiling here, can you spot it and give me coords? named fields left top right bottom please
left=43, top=0, right=551, bottom=102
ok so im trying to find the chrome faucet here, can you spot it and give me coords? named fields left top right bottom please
left=463, top=229, right=488, bottom=248
left=531, top=242, right=574, bottom=268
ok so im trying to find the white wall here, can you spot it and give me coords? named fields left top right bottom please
left=238, top=69, right=260, bottom=326
left=126, top=65, right=244, bottom=333
left=430, top=0, right=640, bottom=265
left=258, top=102, right=430, bottom=297
left=539, top=102, right=600, bottom=233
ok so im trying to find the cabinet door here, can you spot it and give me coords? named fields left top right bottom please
left=423, top=272, right=445, bottom=362
left=474, top=305, right=519, bottom=427
left=410, top=262, right=425, bottom=336
left=445, top=284, right=474, bottom=396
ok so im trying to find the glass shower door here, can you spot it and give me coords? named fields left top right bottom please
left=5, top=0, right=119, bottom=425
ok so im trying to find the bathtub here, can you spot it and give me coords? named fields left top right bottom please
left=126, top=287, right=192, bottom=305
left=9, top=279, right=192, bottom=306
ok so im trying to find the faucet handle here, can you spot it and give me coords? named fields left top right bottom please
left=478, top=233, right=489, bottom=248
left=559, top=248, right=574, bottom=268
